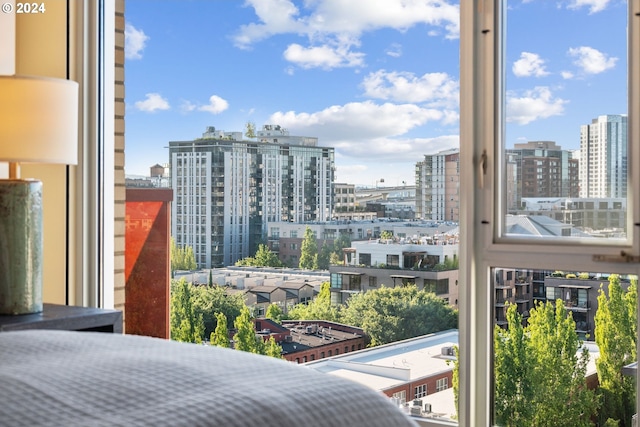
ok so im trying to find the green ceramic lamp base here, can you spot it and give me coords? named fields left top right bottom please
left=0, top=179, right=43, bottom=315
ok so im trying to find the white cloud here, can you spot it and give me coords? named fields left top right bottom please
left=568, top=46, right=617, bottom=74
left=512, top=52, right=549, bottom=77
left=125, top=23, right=149, bottom=60
left=272, top=101, right=442, bottom=137
left=198, top=95, right=230, bottom=114
left=268, top=101, right=457, bottom=162
left=180, top=100, right=197, bottom=113
left=385, top=43, right=403, bottom=58
left=561, top=71, right=574, bottom=79
left=506, top=87, right=568, bottom=125
left=335, top=163, right=368, bottom=178
left=330, top=135, right=459, bottom=161
left=283, top=43, right=365, bottom=69
left=566, top=0, right=612, bottom=14
left=522, top=0, right=612, bottom=14
left=361, top=70, right=458, bottom=108
left=134, top=93, right=170, bottom=112
left=233, top=0, right=459, bottom=69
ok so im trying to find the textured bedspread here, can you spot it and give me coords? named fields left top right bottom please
left=0, top=330, right=418, bottom=427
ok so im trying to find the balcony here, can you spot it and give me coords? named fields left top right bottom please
left=563, top=300, right=590, bottom=312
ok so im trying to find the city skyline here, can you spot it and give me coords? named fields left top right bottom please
left=125, top=0, right=627, bottom=187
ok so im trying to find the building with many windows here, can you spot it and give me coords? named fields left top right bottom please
left=170, top=126, right=334, bottom=267
left=415, top=149, right=460, bottom=221
left=505, top=141, right=579, bottom=211
left=329, top=233, right=460, bottom=306
left=579, top=114, right=628, bottom=198
left=515, top=197, right=626, bottom=235
left=332, top=182, right=357, bottom=217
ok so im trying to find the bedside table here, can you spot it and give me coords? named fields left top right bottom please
left=0, top=303, right=123, bottom=333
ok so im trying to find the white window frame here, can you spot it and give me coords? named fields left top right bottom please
left=436, top=378, right=448, bottom=393
left=69, top=1, right=115, bottom=309
left=458, top=1, right=640, bottom=426
left=393, top=390, right=407, bottom=405
left=415, top=384, right=428, bottom=399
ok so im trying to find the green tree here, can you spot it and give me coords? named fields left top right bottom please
left=317, top=241, right=332, bottom=270
left=329, top=252, right=343, bottom=266
left=170, top=278, right=204, bottom=343
left=210, top=312, right=230, bottom=348
left=170, top=238, right=197, bottom=276
left=380, top=230, right=393, bottom=240
left=493, top=304, right=534, bottom=426
left=265, top=303, right=283, bottom=323
left=299, top=226, right=318, bottom=270
left=493, top=302, right=597, bottom=427
left=254, top=244, right=283, bottom=267
left=264, top=336, right=283, bottom=359
left=233, top=306, right=262, bottom=354
left=450, top=345, right=460, bottom=419
left=287, top=282, right=341, bottom=322
left=235, top=244, right=283, bottom=267
left=191, top=284, right=245, bottom=338
left=595, top=274, right=637, bottom=427
left=341, top=285, right=457, bottom=346
left=433, top=256, right=459, bottom=271
left=245, top=121, right=256, bottom=139
left=331, top=233, right=351, bottom=265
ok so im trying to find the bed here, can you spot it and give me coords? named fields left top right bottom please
left=0, top=330, right=419, bottom=426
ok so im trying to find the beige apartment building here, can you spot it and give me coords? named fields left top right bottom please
left=415, top=149, right=460, bottom=221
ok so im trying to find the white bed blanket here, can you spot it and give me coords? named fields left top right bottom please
left=0, top=330, right=418, bottom=427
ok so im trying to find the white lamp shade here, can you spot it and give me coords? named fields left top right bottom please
left=0, top=75, right=78, bottom=164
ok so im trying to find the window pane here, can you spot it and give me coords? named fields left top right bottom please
left=502, top=3, right=628, bottom=242
left=491, top=267, right=637, bottom=426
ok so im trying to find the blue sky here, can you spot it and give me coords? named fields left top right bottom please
left=125, top=0, right=627, bottom=186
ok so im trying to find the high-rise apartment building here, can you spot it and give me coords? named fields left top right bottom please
left=170, top=126, right=334, bottom=268
left=579, top=114, right=628, bottom=198
left=505, top=141, right=579, bottom=211
left=415, top=149, right=460, bottom=221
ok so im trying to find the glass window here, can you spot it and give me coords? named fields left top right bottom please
left=461, top=1, right=640, bottom=425
left=415, top=384, right=427, bottom=399
left=392, top=390, right=407, bottom=405
left=500, top=3, right=629, bottom=245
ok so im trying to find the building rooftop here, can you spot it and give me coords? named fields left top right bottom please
left=174, top=267, right=329, bottom=289
left=278, top=321, right=365, bottom=356
left=505, top=214, right=591, bottom=238
left=305, top=329, right=601, bottom=422
left=305, top=330, right=458, bottom=391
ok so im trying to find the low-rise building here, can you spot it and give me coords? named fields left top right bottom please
left=266, top=219, right=458, bottom=267
left=305, top=329, right=459, bottom=421
left=514, top=197, right=626, bottom=235
left=249, top=318, right=367, bottom=364
left=174, top=267, right=327, bottom=315
left=329, top=232, right=460, bottom=306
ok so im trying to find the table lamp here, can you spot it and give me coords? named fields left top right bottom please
left=0, top=75, right=78, bottom=315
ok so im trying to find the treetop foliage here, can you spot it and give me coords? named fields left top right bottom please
left=595, top=274, right=637, bottom=426
left=340, top=284, right=458, bottom=346
left=286, top=283, right=457, bottom=347
left=235, top=243, right=283, bottom=268
left=299, top=226, right=318, bottom=270
left=170, top=238, right=196, bottom=275
left=493, top=302, right=597, bottom=427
